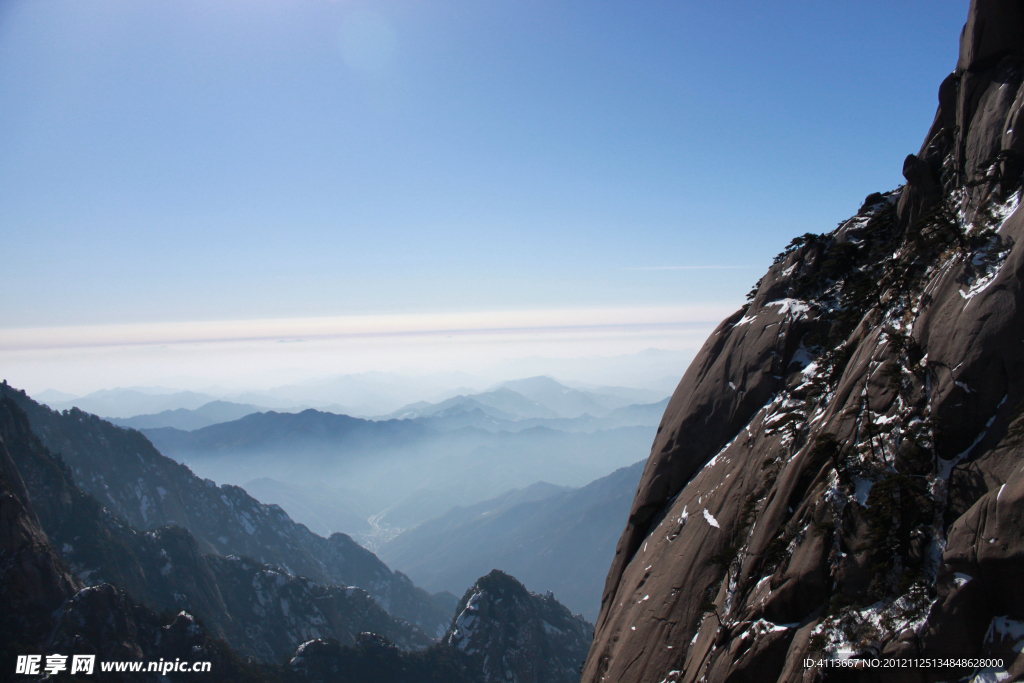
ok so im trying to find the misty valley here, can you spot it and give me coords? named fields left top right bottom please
left=0, top=375, right=654, bottom=681
left=82, top=375, right=661, bottom=617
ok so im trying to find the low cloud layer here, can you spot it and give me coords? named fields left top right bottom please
left=1, top=306, right=732, bottom=395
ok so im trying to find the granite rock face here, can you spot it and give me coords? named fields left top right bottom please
left=446, top=570, right=593, bottom=683
left=583, top=2, right=1024, bottom=681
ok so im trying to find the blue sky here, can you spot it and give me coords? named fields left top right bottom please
left=0, top=0, right=969, bottom=393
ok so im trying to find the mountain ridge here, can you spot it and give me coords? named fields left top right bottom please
left=444, top=570, right=593, bottom=683
left=108, top=400, right=267, bottom=431
left=0, top=383, right=453, bottom=639
left=139, top=405, right=655, bottom=541
left=380, top=461, right=645, bottom=623
left=4, top=393, right=438, bottom=660
left=0, top=388, right=594, bottom=681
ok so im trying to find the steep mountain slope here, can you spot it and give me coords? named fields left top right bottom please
left=0, top=403, right=81, bottom=676
left=445, top=570, right=593, bottom=683
left=1, top=395, right=435, bottom=663
left=0, top=398, right=277, bottom=682
left=380, top=462, right=645, bottom=622
left=243, top=478, right=374, bottom=538
left=583, top=2, right=1024, bottom=681
left=0, top=385, right=452, bottom=638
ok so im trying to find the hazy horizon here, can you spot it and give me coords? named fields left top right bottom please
left=1, top=1, right=967, bottom=403
left=15, top=345, right=691, bottom=415
left=3, top=305, right=725, bottom=399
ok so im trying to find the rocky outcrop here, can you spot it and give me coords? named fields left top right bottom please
left=0, top=384, right=452, bottom=638
left=204, top=556, right=434, bottom=661
left=446, top=570, right=593, bottom=683
left=583, top=2, right=1024, bottom=681
left=286, top=633, right=478, bottom=683
left=285, top=569, right=595, bottom=683
left=46, top=584, right=278, bottom=683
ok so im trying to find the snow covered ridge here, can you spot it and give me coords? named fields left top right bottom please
left=448, top=590, right=485, bottom=652
left=444, top=570, right=593, bottom=683
left=584, top=9, right=1024, bottom=679
left=679, top=182, right=1024, bottom=667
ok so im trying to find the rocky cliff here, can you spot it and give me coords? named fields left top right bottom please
left=445, top=570, right=593, bottom=683
left=583, top=1, right=1024, bottom=681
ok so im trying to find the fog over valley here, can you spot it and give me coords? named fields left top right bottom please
left=11, top=369, right=668, bottom=624
left=108, top=375, right=665, bottom=549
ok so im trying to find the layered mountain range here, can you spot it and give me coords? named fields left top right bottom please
left=583, top=1, right=1024, bottom=681
left=380, top=461, right=645, bottom=623
left=109, top=401, right=267, bottom=431
left=0, top=384, right=453, bottom=641
left=132, top=379, right=664, bottom=546
left=48, top=375, right=666, bottom=427
left=0, top=388, right=447, bottom=658
left=0, top=384, right=595, bottom=681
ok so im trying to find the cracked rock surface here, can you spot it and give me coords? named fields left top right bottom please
left=583, top=2, right=1024, bottom=681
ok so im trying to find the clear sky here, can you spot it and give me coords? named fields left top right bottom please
left=0, top=0, right=969, bottom=395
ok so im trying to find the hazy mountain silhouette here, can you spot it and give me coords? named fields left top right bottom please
left=495, top=376, right=618, bottom=417
left=108, top=400, right=267, bottom=430
left=46, top=387, right=221, bottom=418
left=380, top=461, right=644, bottom=622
